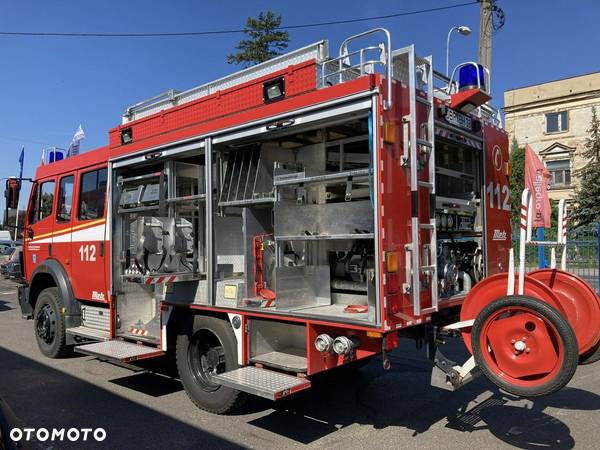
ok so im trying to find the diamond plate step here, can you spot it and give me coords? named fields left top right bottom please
left=75, top=340, right=164, bottom=363
left=213, top=366, right=311, bottom=400
left=67, top=326, right=110, bottom=342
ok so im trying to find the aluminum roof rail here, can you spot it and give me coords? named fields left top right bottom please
left=122, top=40, right=329, bottom=123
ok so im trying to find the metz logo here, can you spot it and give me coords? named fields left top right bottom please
left=493, top=229, right=507, bottom=241
left=91, top=291, right=105, bottom=301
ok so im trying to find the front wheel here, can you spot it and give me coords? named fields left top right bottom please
left=176, top=315, right=246, bottom=414
left=471, top=295, right=578, bottom=397
left=33, top=287, right=71, bottom=358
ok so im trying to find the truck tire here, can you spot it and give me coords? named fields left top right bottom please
left=33, top=287, right=71, bottom=358
left=471, top=295, right=578, bottom=397
left=176, top=315, right=247, bottom=414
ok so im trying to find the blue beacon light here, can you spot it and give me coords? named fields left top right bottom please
left=458, top=64, right=486, bottom=92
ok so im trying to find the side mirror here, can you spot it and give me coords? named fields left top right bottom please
left=5, top=178, right=19, bottom=209
left=4, top=178, right=20, bottom=228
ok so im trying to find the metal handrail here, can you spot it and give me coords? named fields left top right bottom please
left=337, top=28, right=392, bottom=109
left=123, top=40, right=328, bottom=122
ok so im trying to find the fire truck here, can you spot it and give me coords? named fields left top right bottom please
left=8, top=28, right=600, bottom=414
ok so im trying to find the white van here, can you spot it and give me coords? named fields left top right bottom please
left=0, top=231, right=12, bottom=241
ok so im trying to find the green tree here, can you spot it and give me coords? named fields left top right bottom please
left=570, top=107, right=600, bottom=227
left=227, top=11, right=289, bottom=67
left=509, top=136, right=525, bottom=222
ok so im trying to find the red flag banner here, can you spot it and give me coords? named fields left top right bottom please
left=524, top=144, right=552, bottom=228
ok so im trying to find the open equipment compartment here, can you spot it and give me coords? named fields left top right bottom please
left=434, top=129, right=485, bottom=300
left=111, top=147, right=207, bottom=342
left=212, top=101, right=380, bottom=325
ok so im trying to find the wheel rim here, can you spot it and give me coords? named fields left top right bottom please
left=479, top=305, right=564, bottom=387
left=461, top=273, right=565, bottom=353
left=35, top=304, right=56, bottom=345
left=529, top=269, right=600, bottom=355
left=188, top=329, right=227, bottom=392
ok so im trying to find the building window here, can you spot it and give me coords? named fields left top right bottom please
left=546, top=159, right=571, bottom=187
left=546, top=111, right=568, bottom=133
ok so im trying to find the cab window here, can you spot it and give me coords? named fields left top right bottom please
left=31, top=180, right=55, bottom=224
left=56, top=175, right=74, bottom=222
left=78, top=168, right=107, bottom=220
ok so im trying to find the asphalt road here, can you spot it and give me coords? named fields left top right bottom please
left=1, top=277, right=600, bottom=450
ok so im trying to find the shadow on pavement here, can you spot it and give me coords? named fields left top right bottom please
left=0, top=300, right=13, bottom=312
left=109, top=372, right=183, bottom=398
left=3, top=328, right=599, bottom=449
left=245, top=340, right=599, bottom=448
left=0, top=346, right=241, bottom=449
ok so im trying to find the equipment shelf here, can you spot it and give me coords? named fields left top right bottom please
left=274, top=232, right=374, bottom=241
left=273, top=168, right=370, bottom=187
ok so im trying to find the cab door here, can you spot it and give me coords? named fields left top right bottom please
left=52, top=174, right=75, bottom=277
left=25, top=178, right=57, bottom=277
left=70, top=166, right=108, bottom=303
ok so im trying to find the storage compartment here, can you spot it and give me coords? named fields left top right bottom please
left=112, top=150, right=207, bottom=341
left=213, top=113, right=379, bottom=325
left=434, top=137, right=485, bottom=298
left=250, top=319, right=307, bottom=372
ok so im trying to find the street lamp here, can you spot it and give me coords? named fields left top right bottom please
left=446, top=26, right=472, bottom=77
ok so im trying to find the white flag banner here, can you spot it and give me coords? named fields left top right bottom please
left=67, top=124, right=85, bottom=157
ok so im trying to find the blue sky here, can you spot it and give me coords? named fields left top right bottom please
left=0, top=0, right=599, bottom=213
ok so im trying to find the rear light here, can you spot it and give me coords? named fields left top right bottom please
left=385, top=251, right=398, bottom=273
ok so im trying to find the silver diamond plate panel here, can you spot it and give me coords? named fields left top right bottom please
left=216, top=254, right=244, bottom=273
left=66, top=326, right=110, bottom=341
left=213, top=366, right=310, bottom=400
left=75, top=340, right=162, bottom=361
left=215, top=278, right=245, bottom=307
left=81, top=305, right=110, bottom=331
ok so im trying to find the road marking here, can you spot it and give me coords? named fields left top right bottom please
left=0, top=291, right=15, bottom=295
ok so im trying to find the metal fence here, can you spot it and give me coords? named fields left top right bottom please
left=512, top=223, right=600, bottom=292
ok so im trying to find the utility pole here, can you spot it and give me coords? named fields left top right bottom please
left=478, top=0, right=493, bottom=71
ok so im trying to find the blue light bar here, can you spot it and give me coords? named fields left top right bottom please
left=458, top=64, right=486, bottom=92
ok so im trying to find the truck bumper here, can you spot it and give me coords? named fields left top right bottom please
left=17, top=284, right=32, bottom=319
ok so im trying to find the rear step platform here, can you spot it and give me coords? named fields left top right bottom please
left=75, top=340, right=164, bottom=363
left=213, top=366, right=311, bottom=400
left=66, top=326, right=110, bottom=342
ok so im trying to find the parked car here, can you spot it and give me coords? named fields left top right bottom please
left=1, top=247, right=21, bottom=279
left=0, top=240, right=20, bottom=257
left=0, top=249, right=15, bottom=276
left=0, top=247, right=15, bottom=265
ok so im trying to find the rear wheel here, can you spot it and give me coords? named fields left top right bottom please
left=472, top=296, right=578, bottom=397
left=33, top=287, right=71, bottom=358
left=176, top=315, right=246, bottom=414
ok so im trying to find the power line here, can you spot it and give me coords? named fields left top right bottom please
left=0, top=2, right=479, bottom=38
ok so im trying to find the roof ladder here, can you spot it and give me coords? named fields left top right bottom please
left=399, top=46, right=437, bottom=316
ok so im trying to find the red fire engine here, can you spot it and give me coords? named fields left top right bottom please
left=8, top=28, right=600, bottom=414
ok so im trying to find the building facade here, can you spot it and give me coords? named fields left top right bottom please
left=504, top=72, right=600, bottom=201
